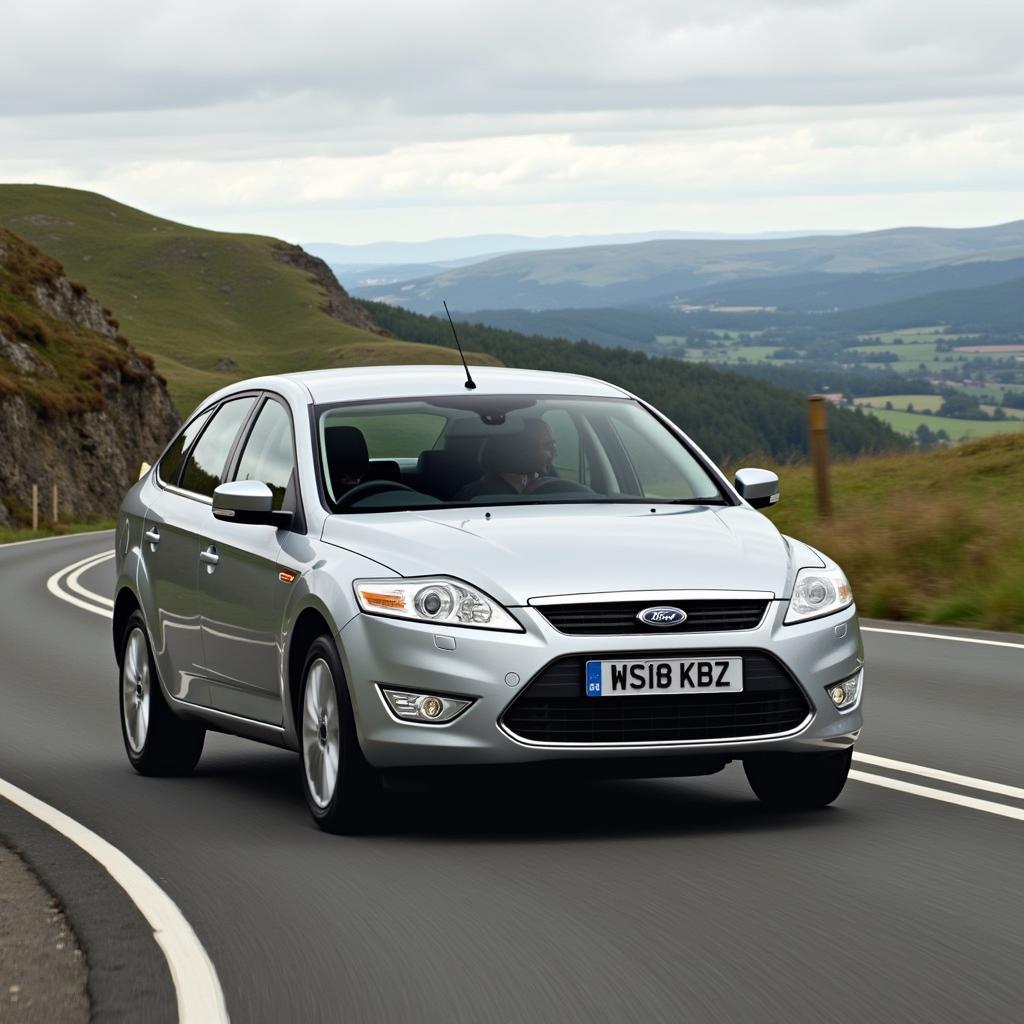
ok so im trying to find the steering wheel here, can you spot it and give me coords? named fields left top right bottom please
left=336, top=480, right=418, bottom=509
left=528, top=478, right=595, bottom=496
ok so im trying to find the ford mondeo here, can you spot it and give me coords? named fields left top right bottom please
left=114, top=365, right=863, bottom=831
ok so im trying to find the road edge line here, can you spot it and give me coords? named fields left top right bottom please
left=0, top=777, right=229, bottom=1024
left=0, top=528, right=114, bottom=549
left=862, top=625, right=1024, bottom=651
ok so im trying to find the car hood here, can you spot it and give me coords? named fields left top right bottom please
left=321, top=504, right=817, bottom=607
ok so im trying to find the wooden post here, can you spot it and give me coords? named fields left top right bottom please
left=52, top=483, right=59, bottom=524
left=808, top=395, right=832, bottom=519
left=32, top=483, right=38, bottom=532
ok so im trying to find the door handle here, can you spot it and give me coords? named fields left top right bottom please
left=200, top=546, right=220, bottom=567
left=144, top=528, right=160, bottom=546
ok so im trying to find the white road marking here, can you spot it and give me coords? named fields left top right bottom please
left=46, top=550, right=114, bottom=619
left=853, top=752, right=1024, bottom=803
left=0, top=777, right=229, bottom=1023
left=862, top=625, right=1024, bottom=651
left=850, top=770, right=1024, bottom=823
left=0, top=528, right=114, bottom=549
left=65, top=550, right=115, bottom=607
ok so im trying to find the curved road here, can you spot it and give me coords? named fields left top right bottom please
left=2, top=532, right=1022, bottom=1022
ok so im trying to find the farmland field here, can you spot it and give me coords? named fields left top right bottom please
left=857, top=406, right=1023, bottom=440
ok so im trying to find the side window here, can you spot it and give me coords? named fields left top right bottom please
left=233, top=400, right=296, bottom=511
left=158, top=409, right=211, bottom=486
left=179, top=397, right=255, bottom=498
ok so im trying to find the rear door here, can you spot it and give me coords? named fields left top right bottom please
left=197, top=395, right=300, bottom=725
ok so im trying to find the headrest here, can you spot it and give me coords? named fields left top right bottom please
left=324, top=425, right=369, bottom=484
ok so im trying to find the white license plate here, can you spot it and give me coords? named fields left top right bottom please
left=584, top=657, right=743, bottom=697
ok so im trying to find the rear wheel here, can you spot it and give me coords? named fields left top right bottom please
left=119, top=610, right=205, bottom=776
left=744, top=747, right=852, bottom=810
left=299, top=636, right=380, bottom=834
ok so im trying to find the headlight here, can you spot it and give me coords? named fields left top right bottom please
left=354, top=577, right=524, bottom=632
left=784, top=566, right=853, bottom=624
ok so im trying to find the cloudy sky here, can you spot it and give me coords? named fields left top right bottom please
left=4, top=0, right=1024, bottom=243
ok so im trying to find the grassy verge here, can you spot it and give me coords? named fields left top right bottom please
left=0, top=519, right=116, bottom=545
left=763, top=433, right=1024, bottom=632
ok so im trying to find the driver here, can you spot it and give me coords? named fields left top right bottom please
left=457, top=419, right=558, bottom=499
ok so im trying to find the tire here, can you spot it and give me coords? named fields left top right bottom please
left=119, top=610, right=205, bottom=776
left=298, top=635, right=380, bottom=834
left=744, top=747, right=853, bottom=811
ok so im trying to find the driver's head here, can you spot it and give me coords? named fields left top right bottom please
left=522, top=418, right=557, bottom=476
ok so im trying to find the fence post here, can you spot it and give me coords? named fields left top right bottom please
left=52, top=483, right=59, bottom=524
left=32, top=483, right=39, bottom=532
left=808, top=395, right=832, bottom=519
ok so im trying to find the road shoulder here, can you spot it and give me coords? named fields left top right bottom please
left=0, top=799, right=176, bottom=1024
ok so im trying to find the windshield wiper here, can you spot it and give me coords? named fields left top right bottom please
left=666, top=497, right=728, bottom=505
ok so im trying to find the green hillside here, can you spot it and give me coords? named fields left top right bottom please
left=765, top=433, right=1024, bottom=631
left=0, top=185, right=496, bottom=413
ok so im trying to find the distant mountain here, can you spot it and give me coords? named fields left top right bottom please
left=0, top=185, right=497, bottom=413
left=354, top=221, right=1024, bottom=314
left=305, top=229, right=853, bottom=267
left=679, top=257, right=1024, bottom=313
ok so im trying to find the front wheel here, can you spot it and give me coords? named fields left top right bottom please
left=119, top=610, right=205, bottom=776
left=744, top=747, right=852, bottom=810
left=299, top=636, right=380, bottom=834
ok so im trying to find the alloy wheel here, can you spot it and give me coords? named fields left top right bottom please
left=121, top=626, right=151, bottom=754
left=302, top=658, right=341, bottom=809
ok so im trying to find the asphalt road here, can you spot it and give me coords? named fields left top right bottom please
left=1, top=532, right=1022, bottom=1023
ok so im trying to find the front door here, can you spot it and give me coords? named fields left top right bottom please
left=197, top=397, right=298, bottom=725
left=144, top=394, right=257, bottom=706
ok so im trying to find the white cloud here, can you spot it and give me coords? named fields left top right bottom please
left=2, top=0, right=1024, bottom=240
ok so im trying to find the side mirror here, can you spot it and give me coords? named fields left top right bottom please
left=734, top=468, right=780, bottom=509
left=212, top=481, right=291, bottom=527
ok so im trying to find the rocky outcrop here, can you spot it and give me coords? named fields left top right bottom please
left=272, top=241, right=390, bottom=336
left=0, top=227, right=180, bottom=527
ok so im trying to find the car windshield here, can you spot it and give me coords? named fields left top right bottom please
left=316, top=394, right=726, bottom=512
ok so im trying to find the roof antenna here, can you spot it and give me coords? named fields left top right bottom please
left=443, top=300, right=476, bottom=390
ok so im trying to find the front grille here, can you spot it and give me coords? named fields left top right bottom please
left=536, top=598, right=769, bottom=635
left=502, top=649, right=810, bottom=745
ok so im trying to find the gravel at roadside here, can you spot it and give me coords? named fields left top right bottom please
left=0, top=842, right=89, bottom=1022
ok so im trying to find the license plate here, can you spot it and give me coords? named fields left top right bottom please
left=584, top=657, right=743, bottom=697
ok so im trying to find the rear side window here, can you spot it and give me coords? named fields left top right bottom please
left=179, top=397, right=255, bottom=498
left=158, top=410, right=211, bottom=486
left=233, top=400, right=296, bottom=510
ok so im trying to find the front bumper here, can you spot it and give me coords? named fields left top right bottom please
left=336, top=601, right=863, bottom=769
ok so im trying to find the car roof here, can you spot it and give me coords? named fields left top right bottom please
left=274, top=365, right=632, bottom=404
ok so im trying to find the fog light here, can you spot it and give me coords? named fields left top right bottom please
left=825, top=669, right=863, bottom=711
left=381, top=688, right=472, bottom=724
left=420, top=696, right=443, bottom=719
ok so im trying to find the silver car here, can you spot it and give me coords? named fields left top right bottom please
left=114, top=365, right=863, bottom=832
